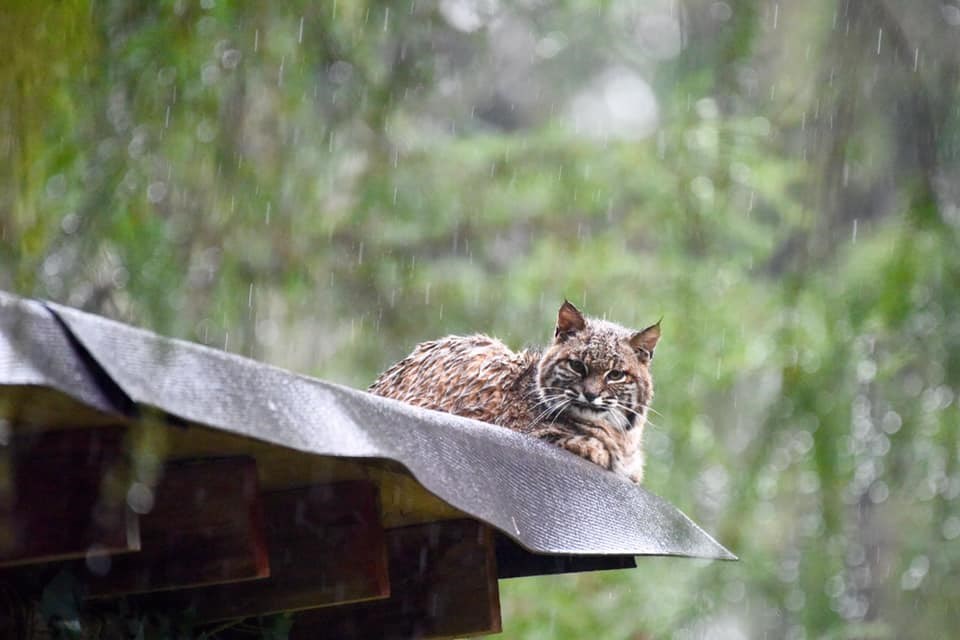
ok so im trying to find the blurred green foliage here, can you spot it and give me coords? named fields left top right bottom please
left=2, top=0, right=959, bottom=638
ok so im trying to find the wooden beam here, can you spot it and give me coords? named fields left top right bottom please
left=86, top=456, right=268, bottom=597
left=168, top=481, right=389, bottom=621
left=0, top=427, right=138, bottom=568
left=289, top=519, right=501, bottom=640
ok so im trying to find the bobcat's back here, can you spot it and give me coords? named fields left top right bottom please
left=369, top=334, right=541, bottom=430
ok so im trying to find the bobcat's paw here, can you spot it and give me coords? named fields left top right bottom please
left=559, top=435, right=612, bottom=470
left=616, top=452, right=645, bottom=484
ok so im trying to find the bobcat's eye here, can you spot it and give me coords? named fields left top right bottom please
left=567, top=359, right=588, bottom=377
left=606, top=369, right=627, bottom=382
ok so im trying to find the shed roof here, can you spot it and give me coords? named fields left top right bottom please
left=0, top=290, right=734, bottom=567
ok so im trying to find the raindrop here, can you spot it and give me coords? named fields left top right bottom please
left=881, top=410, right=902, bottom=434
left=696, top=97, right=719, bottom=120
left=85, top=545, right=111, bottom=576
left=61, top=212, right=81, bottom=234
left=147, top=181, right=168, bottom=204
left=870, top=433, right=891, bottom=457
left=221, top=48, right=242, bottom=69
left=942, top=4, right=960, bottom=26
left=535, top=32, right=567, bottom=59
left=942, top=515, right=960, bottom=540
left=45, top=173, right=67, bottom=200
left=298, top=16, right=304, bottom=43
left=824, top=574, right=845, bottom=599
left=868, top=480, right=889, bottom=504
left=197, top=16, right=216, bottom=37
left=691, top=175, right=715, bottom=203
left=745, top=116, right=769, bottom=137
left=128, top=129, right=147, bottom=158
left=900, top=555, right=929, bottom=590
left=43, top=254, right=62, bottom=278
left=785, top=588, right=805, bottom=611
left=730, top=162, right=752, bottom=184
left=254, top=28, right=259, bottom=52
left=112, top=265, right=129, bottom=289
left=633, top=13, right=683, bottom=60
left=798, top=471, right=820, bottom=494
left=127, top=482, right=155, bottom=514
left=792, top=430, right=814, bottom=456
left=329, top=60, right=353, bottom=84
left=921, top=386, right=948, bottom=413
left=710, top=2, right=733, bottom=22
left=157, top=66, right=176, bottom=85
left=723, top=579, right=746, bottom=603
left=785, top=625, right=805, bottom=640
left=196, top=119, right=216, bottom=143
left=439, top=0, right=491, bottom=32
left=856, top=359, right=876, bottom=383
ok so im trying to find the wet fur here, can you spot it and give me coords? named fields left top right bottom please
left=369, top=302, right=660, bottom=483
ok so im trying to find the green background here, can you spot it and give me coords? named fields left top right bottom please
left=3, top=1, right=959, bottom=637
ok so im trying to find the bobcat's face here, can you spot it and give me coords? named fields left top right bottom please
left=536, top=301, right=659, bottom=431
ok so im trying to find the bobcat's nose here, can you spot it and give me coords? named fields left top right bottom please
left=582, top=391, right=603, bottom=406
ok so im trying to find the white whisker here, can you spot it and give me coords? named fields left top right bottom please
left=524, top=398, right=570, bottom=431
left=641, top=404, right=664, bottom=419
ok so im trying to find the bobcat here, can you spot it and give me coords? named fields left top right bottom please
left=369, top=301, right=660, bottom=483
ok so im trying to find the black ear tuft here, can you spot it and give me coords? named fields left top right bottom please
left=555, top=300, right=586, bottom=341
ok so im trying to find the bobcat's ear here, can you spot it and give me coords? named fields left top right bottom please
left=630, top=320, right=661, bottom=362
left=555, top=300, right=586, bottom=341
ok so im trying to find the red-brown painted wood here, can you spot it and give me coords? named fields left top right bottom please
left=289, top=519, right=502, bottom=639
left=0, top=427, right=139, bottom=568
left=86, top=456, right=268, bottom=596
left=168, top=481, right=389, bottom=621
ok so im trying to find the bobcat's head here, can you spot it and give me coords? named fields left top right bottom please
left=537, top=301, right=660, bottom=430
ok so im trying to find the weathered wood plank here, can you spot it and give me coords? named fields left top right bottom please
left=0, top=427, right=138, bottom=568
left=86, top=456, right=268, bottom=596
left=172, top=481, right=389, bottom=621
left=289, top=519, right=501, bottom=639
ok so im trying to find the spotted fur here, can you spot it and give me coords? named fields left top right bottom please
left=369, top=301, right=660, bottom=483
